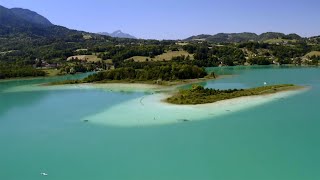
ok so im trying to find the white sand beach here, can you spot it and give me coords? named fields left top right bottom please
left=90, top=83, right=169, bottom=92
left=83, top=87, right=309, bottom=127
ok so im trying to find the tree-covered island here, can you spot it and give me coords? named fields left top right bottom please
left=49, top=62, right=216, bottom=86
left=166, top=84, right=303, bottom=105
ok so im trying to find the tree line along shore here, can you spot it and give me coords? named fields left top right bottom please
left=45, top=61, right=303, bottom=106
left=47, top=63, right=216, bottom=86
left=1, top=33, right=320, bottom=80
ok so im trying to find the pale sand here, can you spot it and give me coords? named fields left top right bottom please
left=83, top=87, right=309, bottom=127
left=3, top=83, right=169, bottom=93
left=90, top=83, right=169, bottom=92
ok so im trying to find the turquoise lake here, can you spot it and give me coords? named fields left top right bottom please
left=1, top=66, right=320, bottom=180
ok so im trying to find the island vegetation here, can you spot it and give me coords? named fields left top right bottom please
left=166, top=84, right=302, bottom=105
left=84, top=63, right=207, bottom=82
left=49, top=63, right=215, bottom=85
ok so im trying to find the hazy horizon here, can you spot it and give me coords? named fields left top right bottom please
left=1, top=0, right=319, bottom=40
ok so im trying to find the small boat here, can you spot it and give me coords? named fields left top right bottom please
left=40, top=172, right=48, bottom=176
left=178, top=119, right=190, bottom=122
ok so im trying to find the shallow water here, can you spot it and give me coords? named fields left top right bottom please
left=1, top=66, right=320, bottom=180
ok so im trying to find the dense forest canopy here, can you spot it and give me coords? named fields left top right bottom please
left=0, top=62, right=45, bottom=79
left=84, top=63, right=207, bottom=82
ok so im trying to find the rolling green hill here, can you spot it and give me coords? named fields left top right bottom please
left=185, top=32, right=302, bottom=43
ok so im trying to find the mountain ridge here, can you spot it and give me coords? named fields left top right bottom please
left=0, top=5, right=53, bottom=27
left=0, top=5, right=109, bottom=41
left=185, top=32, right=303, bottom=43
left=10, top=7, right=53, bottom=27
left=0, top=4, right=317, bottom=42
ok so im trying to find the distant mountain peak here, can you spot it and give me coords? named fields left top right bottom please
left=114, top=30, right=122, bottom=33
left=98, top=30, right=136, bottom=39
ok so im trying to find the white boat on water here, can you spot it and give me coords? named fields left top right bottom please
left=40, top=172, right=48, bottom=176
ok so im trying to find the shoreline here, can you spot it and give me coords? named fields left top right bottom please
left=89, top=83, right=168, bottom=92
left=165, top=84, right=306, bottom=105
left=1, top=64, right=318, bottom=82
left=0, top=71, right=92, bottom=83
left=45, top=74, right=232, bottom=89
left=54, top=75, right=231, bottom=92
left=3, top=81, right=170, bottom=93
left=85, top=86, right=309, bottom=127
left=0, top=76, right=47, bottom=82
left=2, top=71, right=309, bottom=127
left=162, top=85, right=309, bottom=106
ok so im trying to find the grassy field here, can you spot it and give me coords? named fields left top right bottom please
left=83, top=35, right=92, bottom=40
left=305, top=51, right=320, bottom=58
left=264, top=38, right=297, bottom=44
left=155, top=50, right=194, bottom=61
left=75, top=49, right=88, bottom=52
left=43, top=69, right=61, bottom=76
left=176, top=42, right=189, bottom=46
left=127, top=50, right=194, bottom=62
left=67, top=55, right=102, bottom=62
left=105, top=59, right=113, bottom=64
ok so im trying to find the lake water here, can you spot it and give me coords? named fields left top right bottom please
left=1, top=66, right=320, bottom=180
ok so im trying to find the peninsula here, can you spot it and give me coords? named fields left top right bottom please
left=47, top=63, right=216, bottom=86
left=166, top=84, right=303, bottom=105
left=46, top=62, right=304, bottom=106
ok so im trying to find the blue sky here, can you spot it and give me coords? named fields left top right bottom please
left=0, top=0, right=319, bottom=39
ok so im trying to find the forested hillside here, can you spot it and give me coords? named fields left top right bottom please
left=0, top=5, right=319, bottom=80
